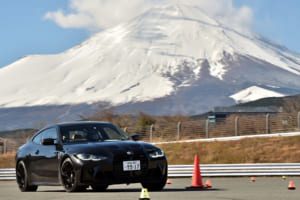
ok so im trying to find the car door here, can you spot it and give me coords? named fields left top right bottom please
left=30, top=127, right=60, bottom=184
left=30, top=131, right=43, bottom=182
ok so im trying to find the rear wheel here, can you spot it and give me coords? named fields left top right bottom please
left=16, top=161, right=38, bottom=192
left=61, top=158, right=83, bottom=192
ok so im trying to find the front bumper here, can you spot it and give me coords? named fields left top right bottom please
left=74, top=153, right=167, bottom=185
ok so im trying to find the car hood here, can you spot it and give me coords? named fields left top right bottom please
left=63, top=140, right=157, bottom=156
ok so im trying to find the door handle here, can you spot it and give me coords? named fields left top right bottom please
left=35, top=150, right=39, bottom=155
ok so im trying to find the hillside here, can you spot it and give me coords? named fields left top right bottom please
left=160, top=135, right=300, bottom=164
left=2, top=135, right=300, bottom=168
left=232, top=94, right=300, bottom=113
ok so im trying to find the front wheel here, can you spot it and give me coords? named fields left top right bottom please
left=16, top=161, right=38, bottom=192
left=61, top=158, right=83, bottom=192
left=141, top=169, right=167, bottom=191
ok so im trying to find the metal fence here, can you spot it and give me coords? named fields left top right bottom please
left=0, top=138, right=7, bottom=154
left=0, top=138, right=23, bottom=154
left=0, top=112, right=299, bottom=153
left=126, top=112, right=300, bottom=143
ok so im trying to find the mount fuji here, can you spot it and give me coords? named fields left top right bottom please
left=1, top=4, right=300, bottom=129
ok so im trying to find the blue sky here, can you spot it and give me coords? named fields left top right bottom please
left=234, top=0, right=300, bottom=52
left=0, top=0, right=300, bottom=68
left=0, top=1, right=89, bottom=68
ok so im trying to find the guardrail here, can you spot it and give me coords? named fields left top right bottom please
left=0, top=168, right=16, bottom=180
left=168, top=163, right=300, bottom=177
left=1, top=163, right=300, bottom=180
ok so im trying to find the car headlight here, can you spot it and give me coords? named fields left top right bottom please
left=149, top=149, right=165, bottom=158
left=75, top=154, right=107, bottom=161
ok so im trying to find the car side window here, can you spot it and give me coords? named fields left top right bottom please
left=32, top=128, right=57, bottom=145
left=42, top=128, right=58, bottom=141
left=32, top=132, right=43, bottom=145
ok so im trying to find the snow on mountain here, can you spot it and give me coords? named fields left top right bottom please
left=0, top=3, right=300, bottom=113
left=230, top=86, right=285, bottom=103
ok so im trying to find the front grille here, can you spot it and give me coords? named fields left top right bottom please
left=113, top=151, right=148, bottom=182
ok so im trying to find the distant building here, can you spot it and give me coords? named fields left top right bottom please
left=213, top=106, right=278, bottom=114
left=193, top=106, right=279, bottom=121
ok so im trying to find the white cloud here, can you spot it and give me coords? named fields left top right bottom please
left=45, top=10, right=95, bottom=29
left=44, top=0, right=152, bottom=31
left=44, top=0, right=253, bottom=32
left=178, top=0, right=253, bottom=32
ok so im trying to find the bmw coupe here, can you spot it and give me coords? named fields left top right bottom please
left=15, top=122, right=167, bottom=192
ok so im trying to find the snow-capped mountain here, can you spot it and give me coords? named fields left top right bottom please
left=230, top=86, right=285, bottom=103
left=0, top=4, right=300, bottom=120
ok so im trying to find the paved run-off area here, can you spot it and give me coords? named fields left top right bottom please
left=1, top=177, right=300, bottom=200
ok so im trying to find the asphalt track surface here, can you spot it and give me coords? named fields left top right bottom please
left=2, top=177, right=300, bottom=200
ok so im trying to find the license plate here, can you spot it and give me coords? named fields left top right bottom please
left=123, top=160, right=141, bottom=171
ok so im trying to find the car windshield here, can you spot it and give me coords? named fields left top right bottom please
left=60, top=124, right=129, bottom=144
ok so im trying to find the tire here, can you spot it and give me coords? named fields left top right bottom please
left=16, top=161, right=38, bottom=192
left=91, top=184, right=108, bottom=192
left=61, top=158, right=83, bottom=192
left=141, top=168, right=167, bottom=191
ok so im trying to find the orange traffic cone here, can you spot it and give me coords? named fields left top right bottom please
left=167, top=179, right=172, bottom=184
left=288, top=181, right=296, bottom=190
left=188, top=155, right=204, bottom=188
left=205, top=180, right=212, bottom=189
left=250, top=177, right=255, bottom=182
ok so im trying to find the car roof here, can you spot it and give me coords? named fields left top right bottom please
left=45, top=121, right=112, bottom=129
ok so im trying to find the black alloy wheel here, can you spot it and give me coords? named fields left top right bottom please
left=61, top=158, right=83, bottom=192
left=16, top=161, right=38, bottom=192
left=141, top=167, right=168, bottom=191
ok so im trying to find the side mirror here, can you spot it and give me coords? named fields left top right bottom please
left=42, top=138, right=56, bottom=145
left=130, top=134, right=140, bottom=141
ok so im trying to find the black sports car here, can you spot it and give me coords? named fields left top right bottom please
left=15, top=122, right=167, bottom=192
